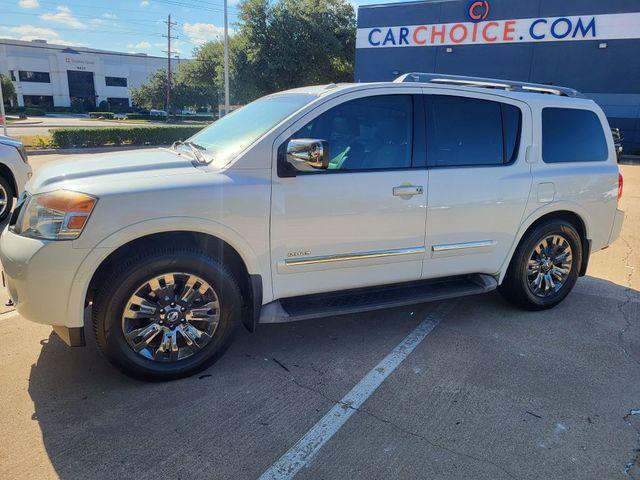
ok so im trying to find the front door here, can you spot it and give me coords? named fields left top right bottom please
left=271, top=89, right=429, bottom=299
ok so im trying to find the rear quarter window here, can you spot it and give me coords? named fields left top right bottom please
left=542, top=108, right=609, bottom=163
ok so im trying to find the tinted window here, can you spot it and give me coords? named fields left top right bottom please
left=542, top=108, right=608, bottom=163
left=426, top=96, right=521, bottom=167
left=105, top=76, right=127, bottom=87
left=292, top=95, right=413, bottom=170
left=18, top=71, right=50, bottom=83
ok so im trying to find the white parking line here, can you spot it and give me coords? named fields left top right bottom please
left=258, top=301, right=457, bottom=480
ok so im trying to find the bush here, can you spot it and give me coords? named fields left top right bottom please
left=49, top=126, right=206, bottom=148
left=89, top=112, right=115, bottom=119
left=125, top=113, right=215, bottom=122
left=24, top=108, right=46, bottom=116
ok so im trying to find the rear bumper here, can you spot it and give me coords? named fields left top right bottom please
left=609, top=209, right=625, bottom=245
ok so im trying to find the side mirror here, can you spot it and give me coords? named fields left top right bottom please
left=286, top=138, right=330, bottom=170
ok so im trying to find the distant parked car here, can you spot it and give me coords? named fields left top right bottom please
left=149, top=109, right=168, bottom=117
left=611, top=128, right=623, bottom=160
left=0, top=135, right=32, bottom=221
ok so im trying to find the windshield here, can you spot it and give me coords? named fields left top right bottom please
left=188, top=93, right=315, bottom=167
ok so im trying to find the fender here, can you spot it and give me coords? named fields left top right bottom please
left=65, top=216, right=270, bottom=329
left=496, top=201, right=591, bottom=284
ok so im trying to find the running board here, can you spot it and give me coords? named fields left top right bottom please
left=258, top=274, right=497, bottom=324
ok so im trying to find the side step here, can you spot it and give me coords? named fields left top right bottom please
left=258, top=274, right=497, bottom=324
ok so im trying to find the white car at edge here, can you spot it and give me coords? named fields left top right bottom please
left=0, top=74, right=625, bottom=380
left=0, top=135, right=32, bottom=222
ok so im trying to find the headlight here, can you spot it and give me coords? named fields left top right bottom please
left=14, top=190, right=97, bottom=240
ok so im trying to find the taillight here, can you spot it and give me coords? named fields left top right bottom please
left=618, top=172, right=624, bottom=202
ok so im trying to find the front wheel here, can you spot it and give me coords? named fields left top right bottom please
left=93, top=248, right=242, bottom=380
left=0, top=175, right=14, bottom=222
left=499, top=220, right=582, bottom=310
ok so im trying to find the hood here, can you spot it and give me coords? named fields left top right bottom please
left=29, top=148, right=199, bottom=192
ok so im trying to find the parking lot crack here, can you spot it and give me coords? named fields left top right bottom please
left=616, top=236, right=639, bottom=367
left=624, top=409, right=640, bottom=479
left=280, top=370, right=520, bottom=480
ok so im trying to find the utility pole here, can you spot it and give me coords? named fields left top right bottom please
left=163, top=14, right=178, bottom=120
left=223, top=0, right=230, bottom=116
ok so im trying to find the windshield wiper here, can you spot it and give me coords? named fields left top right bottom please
left=172, top=140, right=211, bottom=165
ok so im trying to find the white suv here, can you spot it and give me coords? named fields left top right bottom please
left=0, top=135, right=32, bottom=221
left=0, top=74, right=625, bottom=380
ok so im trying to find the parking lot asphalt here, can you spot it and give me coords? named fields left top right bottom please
left=0, top=153, right=638, bottom=480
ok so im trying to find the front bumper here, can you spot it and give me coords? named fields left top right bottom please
left=0, top=226, right=90, bottom=330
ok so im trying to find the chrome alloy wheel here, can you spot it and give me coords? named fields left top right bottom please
left=121, top=273, right=220, bottom=362
left=526, top=235, right=573, bottom=298
left=0, top=184, right=8, bottom=218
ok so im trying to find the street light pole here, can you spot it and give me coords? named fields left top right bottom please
left=223, top=0, right=230, bottom=116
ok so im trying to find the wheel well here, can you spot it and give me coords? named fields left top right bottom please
left=0, top=164, right=17, bottom=196
left=86, top=231, right=256, bottom=331
left=519, top=210, right=589, bottom=274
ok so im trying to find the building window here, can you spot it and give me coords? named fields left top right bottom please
left=23, top=95, right=54, bottom=108
left=105, top=76, right=127, bottom=87
left=10, top=71, right=16, bottom=81
left=542, top=108, right=608, bottom=163
left=18, top=71, right=51, bottom=83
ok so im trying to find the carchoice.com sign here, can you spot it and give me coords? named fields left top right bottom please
left=356, top=9, right=640, bottom=49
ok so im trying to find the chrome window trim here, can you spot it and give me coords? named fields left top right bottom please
left=284, top=246, right=426, bottom=266
left=431, top=240, right=497, bottom=252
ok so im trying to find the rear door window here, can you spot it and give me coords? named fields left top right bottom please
left=425, top=95, right=521, bottom=167
left=542, top=108, right=608, bottom=163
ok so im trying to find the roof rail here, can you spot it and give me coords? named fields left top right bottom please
left=393, top=72, right=585, bottom=98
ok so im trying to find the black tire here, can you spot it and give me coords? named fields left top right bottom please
left=499, top=219, right=582, bottom=310
left=92, top=248, right=242, bottom=381
left=0, top=175, right=14, bottom=222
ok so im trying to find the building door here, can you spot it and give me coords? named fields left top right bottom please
left=67, top=70, right=96, bottom=110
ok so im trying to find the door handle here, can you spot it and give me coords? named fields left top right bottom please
left=393, top=185, right=424, bottom=197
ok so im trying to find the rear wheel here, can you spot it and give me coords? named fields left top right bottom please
left=93, top=248, right=242, bottom=380
left=499, top=220, right=582, bottom=310
left=0, top=175, right=14, bottom=222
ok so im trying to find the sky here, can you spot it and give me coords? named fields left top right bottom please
left=0, top=0, right=404, bottom=58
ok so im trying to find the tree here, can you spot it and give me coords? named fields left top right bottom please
left=234, top=0, right=356, bottom=99
left=131, top=69, right=213, bottom=112
left=1, top=74, right=16, bottom=106
left=131, top=0, right=356, bottom=109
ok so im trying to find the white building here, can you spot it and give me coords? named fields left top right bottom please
left=0, top=38, right=171, bottom=110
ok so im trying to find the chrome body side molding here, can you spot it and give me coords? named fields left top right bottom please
left=284, top=246, right=426, bottom=266
left=431, top=240, right=497, bottom=253
left=430, top=240, right=497, bottom=259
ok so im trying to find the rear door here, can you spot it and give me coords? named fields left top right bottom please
left=421, top=90, right=533, bottom=279
left=270, top=88, right=429, bottom=299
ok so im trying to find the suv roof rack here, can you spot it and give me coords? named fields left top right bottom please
left=393, top=72, right=586, bottom=98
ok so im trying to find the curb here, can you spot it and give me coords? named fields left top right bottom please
left=26, top=145, right=170, bottom=156
left=620, top=155, right=640, bottom=166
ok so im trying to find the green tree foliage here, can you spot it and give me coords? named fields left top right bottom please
left=132, top=0, right=356, bottom=109
left=131, top=69, right=213, bottom=112
left=1, top=74, right=17, bottom=106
